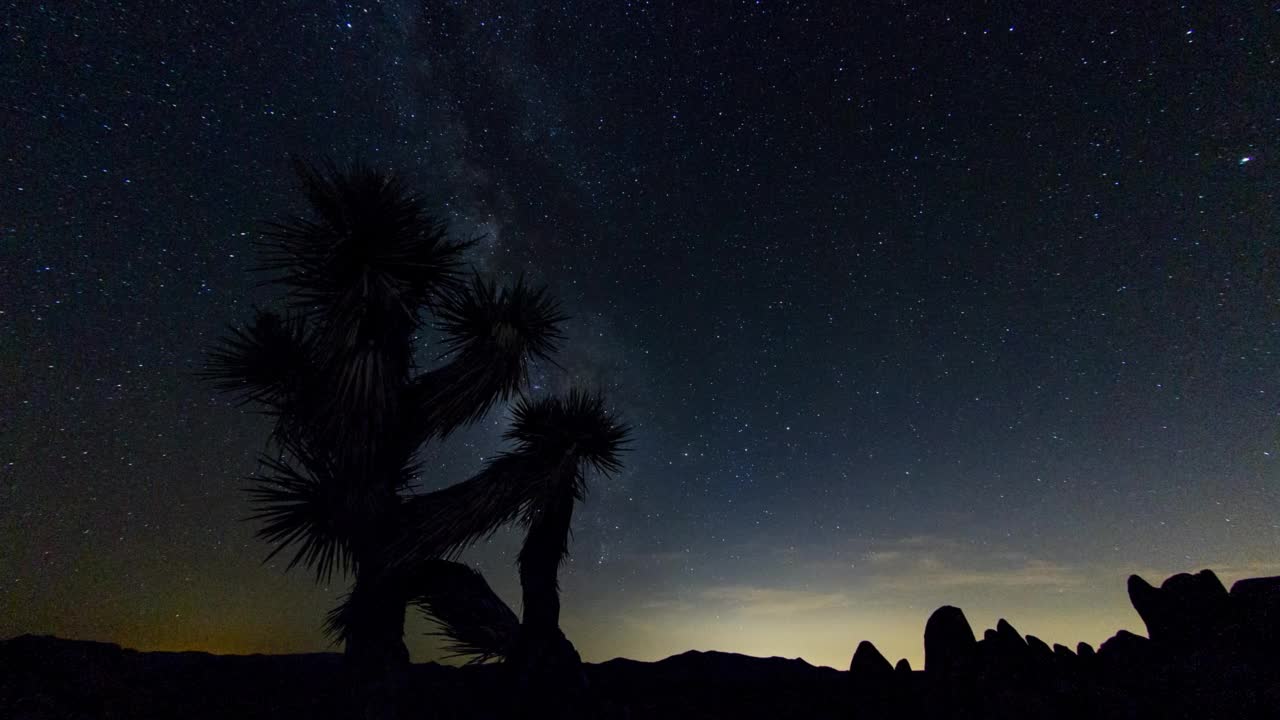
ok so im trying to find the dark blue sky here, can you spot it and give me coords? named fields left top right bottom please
left=3, top=1, right=1277, bottom=667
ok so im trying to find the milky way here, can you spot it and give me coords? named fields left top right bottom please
left=2, top=2, right=1277, bottom=668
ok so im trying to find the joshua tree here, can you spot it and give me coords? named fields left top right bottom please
left=395, top=390, right=628, bottom=704
left=202, top=160, right=567, bottom=675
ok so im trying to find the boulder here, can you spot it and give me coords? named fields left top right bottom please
left=1026, top=635, right=1053, bottom=660
left=1076, top=642, right=1095, bottom=658
left=894, top=658, right=912, bottom=674
left=973, top=619, right=1031, bottom=677
left=924, top=606, right=976, bottom=675
left=1229, top=575, right=1280, bottom=599
left=1229, top=575, right=1280, bottom=628
left=849, top=640, right=893, bottom=677
left=848, top=640, right=897, bottom=712
left=985, top=618, right=1027, bottom=659
left=1128, top=570, right=1230, bottom=646
left=995, top=619, right=1026, bottom=646
left=1228, top=575, right=1280, bottom=660
left=1127, top=575, right=1161, bottom=627
left=1051, top=644, right=1079, bottom=676
left=1098, top=630, right=1152, bottom=664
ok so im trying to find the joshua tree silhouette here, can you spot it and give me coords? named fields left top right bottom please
left=204, top=161, right=628, bottom=719
left=200, top=156, right=624, bottom=671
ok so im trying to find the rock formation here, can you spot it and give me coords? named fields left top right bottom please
left=849, top=640, right=893, bottom=677
left=1128, top=569, right=1231, bottom=646
left=922, top=605, right=974, bottom=674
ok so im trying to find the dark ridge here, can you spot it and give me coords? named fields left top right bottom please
left=5, top=571, right=1280, bottom=719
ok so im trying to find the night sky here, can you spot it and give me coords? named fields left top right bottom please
left=3, top=2, right=1278, bottom=669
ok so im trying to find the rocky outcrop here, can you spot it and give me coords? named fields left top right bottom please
left=1024, top=635, right=1054, bottom=667
left=849, top=640, right=893, bottom=677
left=879, top=569, right=1280, bottom=717
left=1230, top=575, right=1280, bottom=599
left=1230, top=575, right=1280, bottom=658
left=990, top=618, right=1026, bottom=652
left=1128, top=569, right=1231, bottom=646
left=1123, top=570, right=1280, bottom=674
left=922, top=605, right=975, bottom=674
left=1097, top=629, right=1151, bottom=660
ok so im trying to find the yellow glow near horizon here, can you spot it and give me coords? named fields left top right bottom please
left=10, top=533, right=1277, bottom=669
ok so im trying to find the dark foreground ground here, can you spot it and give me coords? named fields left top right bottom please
left=4, top=569, right=1278, bottom=719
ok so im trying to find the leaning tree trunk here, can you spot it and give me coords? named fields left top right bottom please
left=510, top=481, right=586, bottom=715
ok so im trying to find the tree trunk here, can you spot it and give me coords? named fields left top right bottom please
left=342, top=485, right=411, bottom=674
left=510, top=486, right=586, bottom=715
left=343, top=568, right=410, bottom=673
left=343, top=564, right=409, bottom=720
left=518, top=484, right=575, bottom=640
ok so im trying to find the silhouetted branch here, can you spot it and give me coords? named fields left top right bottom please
left=246, top=450, right=354, bottom=584
left=411, top=560, right=520, bottom=664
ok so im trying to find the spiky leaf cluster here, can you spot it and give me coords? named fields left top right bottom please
left=246, top=452, right=352, bottom=583
left=403, top=276, right=567, bottom=442
left=249, top=161, right=475, bottom=467
left=258, top=159, right=470, bottom=334
left=506, top=390, right=629, bottom=476
left=201, top=309, right=312, bottom=411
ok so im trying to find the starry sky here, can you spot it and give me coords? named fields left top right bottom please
left=3, top=1, right=1278, bottom=669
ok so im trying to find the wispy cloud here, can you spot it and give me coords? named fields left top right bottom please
left=620, top=549, right=697, bottom=565
left=635, top=597, right=697, bottom=614
left=865, top=550, right=904, bottom=565
left=871, top=558, right=1087, bottom=592
left=700, top=586, right=852, bottom=616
